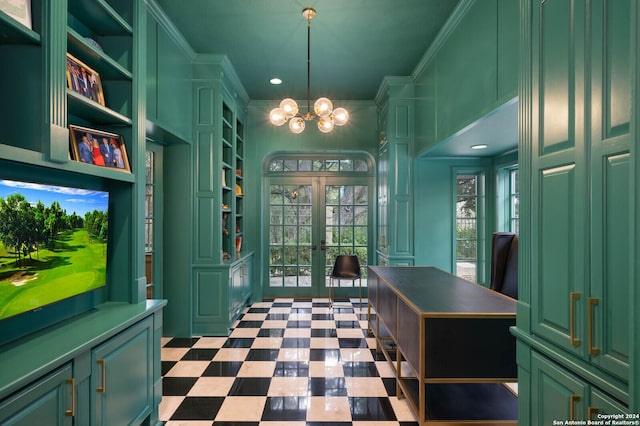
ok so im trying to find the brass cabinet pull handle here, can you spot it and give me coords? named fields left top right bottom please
left=66, top=378, right=75, bottom=417
left=588, top=406, right=599, bottom=420
left=570, top=395, right=580, bottom=420
left=570, top=292, right=581, bottom=347
left=97, top=359, right=106, bottom=392
left=588, top=297, right=600, bottom=356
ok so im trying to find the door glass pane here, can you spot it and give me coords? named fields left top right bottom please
left=324, top=185, right=368, bottom=288
left=269, top=184, right=312, bottom=288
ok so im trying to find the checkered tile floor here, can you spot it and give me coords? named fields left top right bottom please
left=160, top=298, right=419, bottom=425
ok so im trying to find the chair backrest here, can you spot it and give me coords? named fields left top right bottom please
left=331, top=255, right=361, bottom=279
left=490, top=232, right=518, bottom=299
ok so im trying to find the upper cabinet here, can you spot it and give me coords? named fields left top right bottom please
left=375, top=77, right=414, bottom=266
left=515, top=0, right=636, bottom=420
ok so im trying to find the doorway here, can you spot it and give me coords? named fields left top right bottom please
left=264, top=155, right=373, bottom=298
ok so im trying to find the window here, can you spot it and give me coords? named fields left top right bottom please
left=509, top=168, right=519, bottom=233
left=269, top=158, right=369, bottom=173
left=455, top=172, right=485, bottom=283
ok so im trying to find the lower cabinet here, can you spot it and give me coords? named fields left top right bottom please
left=193, top=252, right=254, bottom=335
left=530, top=351, right=628, bottom=423
left=0, top=364, right=73, bottom=426
left=91, top=317, right=153, bottom=426
left=0, top=302, right=165, bottom=426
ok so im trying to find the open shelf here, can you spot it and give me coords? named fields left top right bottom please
left=67, top=90, right=132, bottom=125
left=67, top=28, right=132, bottom=80
left=0, top=12, right=40, bottom=44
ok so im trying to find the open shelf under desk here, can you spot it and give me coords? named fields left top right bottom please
left=399, top=379, right=517, bottom=425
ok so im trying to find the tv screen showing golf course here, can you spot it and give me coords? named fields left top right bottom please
left=0, top=179, right=109, bottom=321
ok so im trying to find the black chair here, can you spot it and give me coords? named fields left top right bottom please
left=489, top=232, right=518, bottom=299
left=329, top=255, right=362, bottom=308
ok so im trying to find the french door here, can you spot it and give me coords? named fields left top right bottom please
left=266, top=176, right=371, bottom=298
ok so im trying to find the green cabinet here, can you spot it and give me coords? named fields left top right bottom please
left=0, top=365, right=73, bottom=426
left=0, top=303, right=165, bottom=426
left=375, top=77, right=414, bottom=266
left=163, top=54, right=252, bottom=337
left=516, top=0, right=637, bottom=422
left=91, top=317, right=153, bottom=426
left=531, top=351, right=628, bottom=423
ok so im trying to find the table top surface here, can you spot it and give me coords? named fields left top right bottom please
left=368, top=266, right=516, bottom=316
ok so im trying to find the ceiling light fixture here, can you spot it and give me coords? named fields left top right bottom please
left=269, top=7, right=349, bottom=134
left=471, top=144, right=488, bottom=150
left=270, top=77, right=282, bottom=85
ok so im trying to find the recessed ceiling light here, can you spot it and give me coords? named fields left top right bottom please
left=270, top=77, right=282, bottom=85
left=471, top=144, right=488, bottom=150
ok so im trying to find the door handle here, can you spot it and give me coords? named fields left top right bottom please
left=569, top=292, right=581, bottom=347
left=320, top=240, right=326, bottom=251
left=312, top=245, right=317, bottom=251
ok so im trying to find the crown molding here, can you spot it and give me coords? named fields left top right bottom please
left=145, top=0, right=196, bottom=60
left=411, top=0, right=476, bottom=81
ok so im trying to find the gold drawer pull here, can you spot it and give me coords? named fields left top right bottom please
left=97, top=359, right=106, bottom=392
left=570, top=395, right=580, bottom=420
left=570, top=292, right=581, bottom=347
left=65, top=378, right=75, bottom=417
left=588, top=297, right=600, bottom=356
left=588, top=406, right=599, bottom=420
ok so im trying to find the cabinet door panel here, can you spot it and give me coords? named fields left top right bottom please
left=531, top=352, right=587, bottom=424
left=590, top=388, right=627, bottom=418
left=0, top=364, right=73, bottom=426
left=92, top=318, right=153, bottom=426
left=589, top=0, right=632, bottom=382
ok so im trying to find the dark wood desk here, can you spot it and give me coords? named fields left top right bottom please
left=368, top=266, right=517, bottom=425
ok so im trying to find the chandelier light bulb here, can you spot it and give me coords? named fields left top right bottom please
left=332, top=107, right=349, bottom=126
left=279, top=98, right=299, bottom=118
left=314, top=97, right=333, bottom=118
left=269, top=7, right=349, bottom=134
left=317, top=117, right=334, bottom=133
left=269, top=108, right=287, bottom=126
left=289, top=116, right=305, bottom=134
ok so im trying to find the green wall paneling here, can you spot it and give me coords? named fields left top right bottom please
left=374, top=77, right=415, bottom=265
left=146, top=0, right=194, bottom=142
left=516, top=0, right=637, bottom=421
left=412, top=0, right=519, bottom=156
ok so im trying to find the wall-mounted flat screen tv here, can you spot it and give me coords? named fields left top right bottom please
left=0, top=178, right=108, bottom=322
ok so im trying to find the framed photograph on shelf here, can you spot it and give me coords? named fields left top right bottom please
left=66, top=53, right=105, bottom=106
left=69, top=125, right=131, bottom=173
left=0, top=0, right=32, bottom=29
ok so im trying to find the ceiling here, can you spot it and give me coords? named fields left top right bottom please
left=155, top=0, right=460, bottom=101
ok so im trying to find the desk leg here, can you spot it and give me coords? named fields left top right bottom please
left=397, top=353, right=404, bottom=400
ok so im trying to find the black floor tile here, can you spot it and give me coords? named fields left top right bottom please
left=338, top=338, right=368, bottom=348
left=235, top=321, right=264, bottom=328
left=162, top=377, right=198, bottom=396
left=222, top=338, right=255, bottom=348
left=170, top=396, right=225, bottom=420
left=308, top=377, right=347, bottom=396
left=349, top=396, right=397, bottom=421
left=161, top=360, right=177, bottom=376
left=336, top=321, right=362, bottom=328
left=382, top=377, right=398, bottom=396
left=265, top=313, right=289, bottom=320
left=291, top=307, right=312, bottom=313
left=272, top=302, right=292, bottom=307
left=228, top=377, right=271, bottom=396
left=164, top=337, right=200, bottom=347
left=261, top=397, right=307, bottom=421
left=281, top=337, right=310, bottom=348
left=181, top=348, right=218, bottom=361
left=312, top=313, right=333, bottom=320
left=247, top=307, right=270, bottom=313
left=202, top=361, right=243, bottom=377
left=245, top=349, right=280, bottom=361
left=257, top=328, right=285, bottom=337
left=311, top=328, right=338, bottom=338
left=273, top=361, right=309, bottom=377
left=342, top=362, right=380, bottom=377
left=286, top=320, right=311, bottom=328
left=309, top=348, right=340, bottom=362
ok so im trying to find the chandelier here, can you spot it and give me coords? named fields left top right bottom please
left=269, top=7, right=349, bottom=134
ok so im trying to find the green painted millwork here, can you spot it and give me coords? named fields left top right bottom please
left=412, top=0, right=519, bottom=156
left=515, top=0, right=636, bottom=422
left=375, top=78, right=415, bottom=266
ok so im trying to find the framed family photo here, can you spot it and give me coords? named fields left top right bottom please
left=69, top=125, right=131, bottom=173
left=0, top=0, right=31, bottom=29
left=66, top=53, right=105, bottom=106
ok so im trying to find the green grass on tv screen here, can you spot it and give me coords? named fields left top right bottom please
left=0, top=229, right=106, bottom=320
